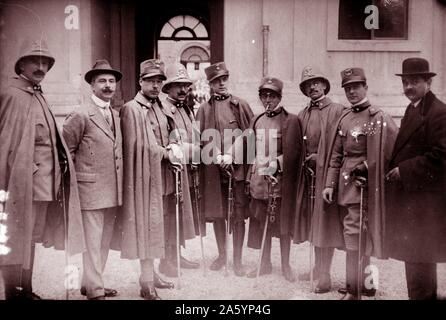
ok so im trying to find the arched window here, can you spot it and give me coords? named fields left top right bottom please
left=159, top=15, right=209, bottom=41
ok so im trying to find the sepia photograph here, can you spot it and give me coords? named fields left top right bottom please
left=0, top=0, right=446, bottom=308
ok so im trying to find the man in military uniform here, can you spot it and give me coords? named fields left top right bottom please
left=0, top=39, right=85, bottom=300
left=114, top=59, right=177, bottom=300
left=63, top=60, right=123, bottom=300
left=386, top=58, right=446, bottom=300
left=196, top=62, right=254, bottom=276
left=294, top=66, right=345, bottom=293
left=233, top=77, right=302, bottom=282
left=160, top=62, right=200, bottom=273
left=322, top=68, right=398, bottom=300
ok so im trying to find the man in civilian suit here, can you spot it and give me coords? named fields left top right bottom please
left=63, top=60, right=123, bottom=300
left=386, top=57, right=446, bottom=300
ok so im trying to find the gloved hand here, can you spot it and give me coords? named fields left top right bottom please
left=265, top=159, right=279, bottom=176
left=167, top=143, right=184, bottom=165
left=322, top=187, right=334, bottom=204
left=216, top=154, right=233, bottom=170
left=305, top=153, right=317, bottom=170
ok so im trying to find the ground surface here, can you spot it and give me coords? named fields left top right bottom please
left=1, top=222, right=445, bottom=300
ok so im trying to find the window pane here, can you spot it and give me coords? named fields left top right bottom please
left=338, top=0, right=372, bottom=39
left=373, top=0, right=408, bottom=39
left=176, top=29, right=194, bottom=38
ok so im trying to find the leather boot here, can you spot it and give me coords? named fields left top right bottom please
left=233, top=221, right=246, bottom=276
left=247, top=233, right=272, bottom=278
left=340, top=250, right=359, bottom=300
left=315, top=247, right=334, bottom=293
left=210, top=220, right=227, bottom=271
left=2, top=265, right=22, bottom=300
left=280, top=236, right=296, bottom=282
left=338, top=255, right=376, bottom=297
left=298, top=246, right=321, bottom=281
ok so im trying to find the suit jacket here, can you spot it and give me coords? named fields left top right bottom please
left=63, top=97, right=123, bottom=210
left=387, top=91, right=446, bottom=262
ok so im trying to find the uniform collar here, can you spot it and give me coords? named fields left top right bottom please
left=265, top=106, right=283, bottom=117
left=351, top=98, right=370, bottom=112
left=135, top=91, right=157, bottom=108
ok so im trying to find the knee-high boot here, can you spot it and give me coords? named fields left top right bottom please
left=315, top=247, right=334, bottom=293
left=280, top=236, right=296, bottom=282
left=1, top=264, right=22, bottom=299
left=341, top=250, right=359, bottom=300
left=209, top=220, right=227, bottom=271
left=233, top=221, right=246, bottom=276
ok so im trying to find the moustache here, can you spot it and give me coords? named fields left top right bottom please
left=178, top=91, right=187, bottom=96
left=102, top=88, right=114, bottom=93
left=33, top=71, right=45, bottom=76
left=404, top=89, right=415, bottom=95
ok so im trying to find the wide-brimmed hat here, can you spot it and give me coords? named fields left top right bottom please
left=299, top=66, right=330, bottom=96
left=84, top=59, right=122, bottom=84
left=395, top=57, right=436, bottom=78
left=140, top=59, right=166, bottom=80
left=340, top=67, right=367, bottom=87
left=258, top=76, right=283, bottom=96
left=205, top=62, right=229, bottom=82
left=161, top=63, right=193, bottom=93
left=14, top=39, right=55, bottom=75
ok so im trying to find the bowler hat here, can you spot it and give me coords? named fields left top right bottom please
left=299, top=66, right=330, bottom=96
left=258, top=76, right=283, bottom=96
left=340, top=67, right=367, bottom=87
left=15, top=39, right=55, bottom=75
left=205, top=62, right=229, bottom=83
left=395, top=57, right=436, bottom=78
left=140, top=59, right=166, bottom=80
left=161, top=63, right=193, bottom=94
left=84, top=59, right=122, bottom=84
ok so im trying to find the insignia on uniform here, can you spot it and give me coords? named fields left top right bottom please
left=303, top=67, right=314, bottom=77
left=344, top=68, right=353, bottom=76
left=216, top=65, right=220, bottom=70
left=267, top=78, right=273, bottom=84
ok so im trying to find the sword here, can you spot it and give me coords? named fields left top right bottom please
left=255, top=175, right=278, bottom=286
left=305, top=164, right=316, bottom=292
left=356, top=176, right=367, bottom=300
left=171, top=163, right=183, bottom=289
left=191, top=165, right=206, bottom=276
left=223, top=167, right=234, bottom=277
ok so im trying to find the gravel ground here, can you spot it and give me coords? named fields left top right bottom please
left=1, top=222, right=445, bottom=300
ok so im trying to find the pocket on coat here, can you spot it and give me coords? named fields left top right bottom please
left=76, top=172, right=96, bottom=183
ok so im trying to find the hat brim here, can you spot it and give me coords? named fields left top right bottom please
left=141, top=72, right=167, bottom=81
left=258, top=85, right=282, bottom=96
left=15, top=55, right=55, bottom=75
left=395, top=72, right=437, bottom=78
left=299, top=77, right=331, bottom=96
left=85, top=69, right=123, bottom=84
left=341, top=79, right=366, bottom=88
left=207, top=70, right=229, bottom=83
left=161, top=78, right=193, bottom=93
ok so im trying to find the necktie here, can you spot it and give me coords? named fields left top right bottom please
left=103, top=107, right=114, bottom=132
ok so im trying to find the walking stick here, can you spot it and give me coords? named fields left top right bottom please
left=172, top=163, right=183, bottom=289
left=305, top=165, right=316, bottom=292
left=223, top=168, right=234, bottom=277
left=356, top=176, right=367, bottom=300
left=191, top=165, right=206, bottom=276
left=255, top=175, right=278, bottom=286
left=59, top=158, right=70, bottom=300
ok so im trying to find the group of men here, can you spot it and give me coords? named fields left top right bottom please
left=1, top=38, right=445, bottom=301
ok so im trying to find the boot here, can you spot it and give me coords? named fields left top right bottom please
left=298, top=246, right=321, bottom=281
left=315, top=247, right=334, bottom=293
left=340, top=250, right=359, bottom=300
left=2, top=265, right=22, bottom=300
left=247, top=233, right=272, bottom=278
left=338, top=255, right=376, bottom=297
left=280, top=236, right=296, bottom=283
left=210, top=220, right=227, bottom=271
left=233, top=221, right=246, bottom=276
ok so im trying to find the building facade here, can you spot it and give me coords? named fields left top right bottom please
left=1, top=0, right=445, bottom=124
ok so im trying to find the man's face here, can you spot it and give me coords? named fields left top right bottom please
left=303, top=79, right=327, bottom=101
left=167, top=82, right=190, bottom=102
left=19, top=56, right=51, bottom=84
left=140, top=75, right=164, bottom=99
left=91, top=73, right=116, bottom=102
left=344, top=82, right=368, bottom=105
left=210, top=75, right=229, bottom=96
left=259, top=89, right=281, bottom=110
left=402, top=76, right=430, bottom=103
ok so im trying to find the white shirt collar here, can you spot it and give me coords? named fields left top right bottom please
left=352, top=97, right=368, bottom=107
left=311, top=95, right=325, bottom=103
left=91, top=94, right=110, bottom=109
left=412, top=99, right=422, bottom=108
